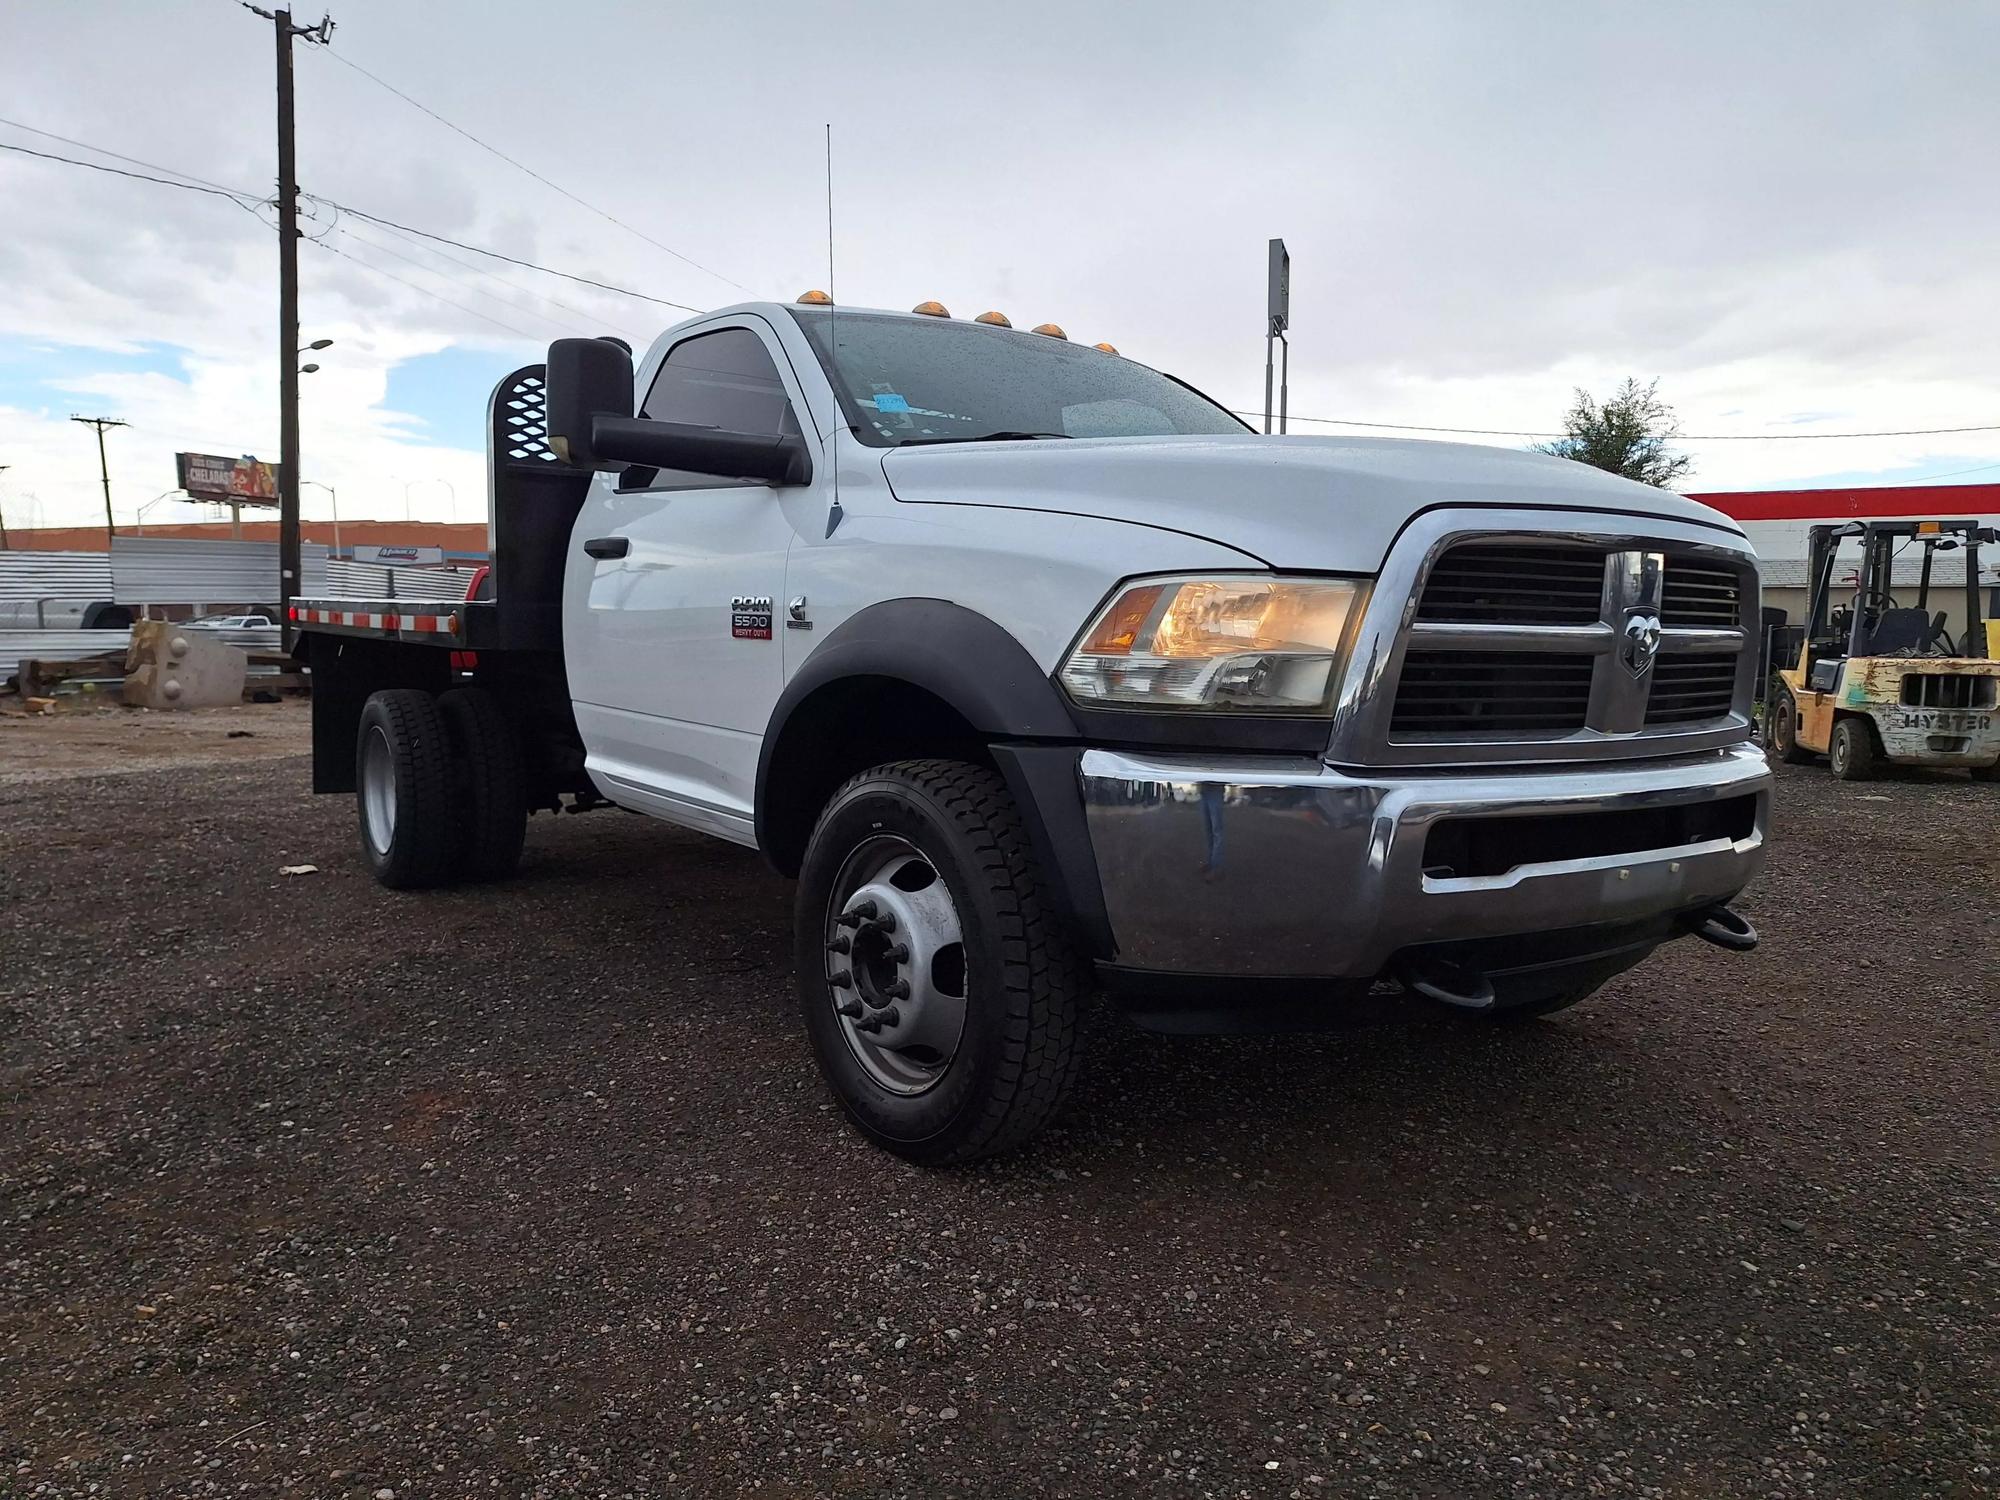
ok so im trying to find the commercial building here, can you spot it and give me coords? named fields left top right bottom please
left=1690, top=482, right=2000, bottom=634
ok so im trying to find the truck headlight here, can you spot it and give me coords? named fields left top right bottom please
left=1058, top=575, right=1366, bottom=713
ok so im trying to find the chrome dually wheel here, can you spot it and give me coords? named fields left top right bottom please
left=825, top=836, right=968, bottom=1095
left=360, top=723, right=398, bottom=854
left=793, top=759, right=1086, bottom=1165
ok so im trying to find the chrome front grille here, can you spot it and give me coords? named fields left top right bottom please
left=1388, top=540, right=1754, bottom=751
left=1412, top=544, right=1607, bottom=625
left=1390, top=651, right=1597, bottom=734
left=1659, top=558, right=1743, bottom=627
left=1646, top=655, right=1740, bottom=725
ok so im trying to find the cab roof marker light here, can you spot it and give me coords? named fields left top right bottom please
left=974, top=310, right=1012, bottom=327
left=797, top=289, right=833, bottom=305
left=911, top=300, right=951, bottom=318
left=1093, top=342, right=1119, bottom=355
left=1031, top=323, right=1067, bottom=339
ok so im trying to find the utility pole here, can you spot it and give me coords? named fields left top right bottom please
left=70, top=415, right=128, bottom=545
left=247, top=4, right=333, bottom=641
left=0, top=465, right=10, bottom=549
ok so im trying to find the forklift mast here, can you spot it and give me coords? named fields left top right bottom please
left=1801, top=519, right=1992, bottom=662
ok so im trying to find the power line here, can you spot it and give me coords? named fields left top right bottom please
left=312, top=236, right=541, bottom=341
left=4, top=123, right=1996, bottom=447
left=350, top=209, right=610, bottom=331
left=0, top=138, right=262, bottom=206
left=310, top=44, right=746, bottom=293
left=331, top=217, right=595, bottom=338
left=1231, top=409, right=2000, bottom=442
left=0, top=124, right=704, bottom=315
left=302, top=193, right=705, bottom=313
left=0, top=115, right=259, bottom=198
left=1899, top=459, right=2000, bottom=484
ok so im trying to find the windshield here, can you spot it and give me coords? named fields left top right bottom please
left=789, top=307, right=1249, bottom=447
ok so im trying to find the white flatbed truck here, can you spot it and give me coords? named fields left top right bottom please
left=293, top=296, right=1769, bottom=1163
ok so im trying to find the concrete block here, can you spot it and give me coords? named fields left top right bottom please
left=121, top=620, right=247, bottom=709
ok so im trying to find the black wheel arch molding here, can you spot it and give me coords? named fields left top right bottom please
left=755, top=598, right=1112, bottom=953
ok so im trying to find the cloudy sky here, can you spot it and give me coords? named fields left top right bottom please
left=1, top=1, right=1995, bottom=534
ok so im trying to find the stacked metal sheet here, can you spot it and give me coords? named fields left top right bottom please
left=109, top=536, right=329, bottom=604
left=323, top=560, right=474, bottom=602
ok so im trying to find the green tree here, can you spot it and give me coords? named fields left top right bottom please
left=1535, top=377, right=1693, bottom=489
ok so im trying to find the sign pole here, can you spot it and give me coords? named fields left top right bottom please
left=1264, top=238, right=1290, bottom=437
left=1262, top=332, right=1274, bottom=435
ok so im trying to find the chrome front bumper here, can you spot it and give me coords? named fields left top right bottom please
left=1077, top=742, right=1771, bottom=978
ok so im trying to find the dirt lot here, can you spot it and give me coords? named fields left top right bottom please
left=1, top=738, right=1994, bottom=1498
left=0, top=699, right=311, bottom=785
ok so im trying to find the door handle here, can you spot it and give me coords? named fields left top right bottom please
left=583, top=536, right=629, bottom=560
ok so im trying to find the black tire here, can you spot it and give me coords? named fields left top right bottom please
left=1971, top=762, right=2000, bottom=783
left=794, top=759, right=1085, bottom=1166
left=1770, top=692, right=1814, bottom=764
left=438, top=687, right=527, bottom=881
left=1829, top=718, right=1877, bottom=781
left=355, top=689, right=457, bottom=890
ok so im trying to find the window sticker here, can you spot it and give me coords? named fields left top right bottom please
left=872, top=392, right=911, bottom=413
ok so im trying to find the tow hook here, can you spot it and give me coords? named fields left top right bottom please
left=1396, top=953, right=1497, bottom=1012
left=1679, top=902, right=1759, bottom=953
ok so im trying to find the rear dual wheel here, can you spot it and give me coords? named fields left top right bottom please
left=356, top=687, right=526, bottom=889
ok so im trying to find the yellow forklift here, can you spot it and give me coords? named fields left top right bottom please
left=1770, top=518, right=2000, bottom=780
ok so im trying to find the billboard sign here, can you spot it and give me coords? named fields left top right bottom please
left=176, top=452, right=278, bottom=506
left=352, top=544, right=445, bottom=567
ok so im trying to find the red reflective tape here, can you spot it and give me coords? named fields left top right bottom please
left=384, top=613, right=402, bottom=630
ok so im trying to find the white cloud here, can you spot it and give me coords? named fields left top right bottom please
left=1, top=0, right=1994, bottom=529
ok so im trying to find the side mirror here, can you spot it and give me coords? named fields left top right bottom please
left=543, top=336, right=814, bottom=486
left=544, top=337, right=634, bottom=469
left=591, top=417, right=813, bottom=487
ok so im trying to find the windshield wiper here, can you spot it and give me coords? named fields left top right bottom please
left=896, top=430, right=1073, bottom=447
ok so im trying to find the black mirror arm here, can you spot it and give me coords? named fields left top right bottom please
left=589, top=415, right=813, bottom=487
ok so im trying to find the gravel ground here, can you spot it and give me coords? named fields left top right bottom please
left=2, top=752, right=1994, bottom=1498
left=0, top=701, right=310, bottom=785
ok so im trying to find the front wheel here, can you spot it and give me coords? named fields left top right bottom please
left=1829, top=718, right=1877, bottom=781
left=794, top=759, right=1085, bottom=1165
left=1769, top=692, right=1814, bottom=764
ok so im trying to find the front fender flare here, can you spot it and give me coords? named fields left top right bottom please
left=754, top=599, right=1113, bottom=957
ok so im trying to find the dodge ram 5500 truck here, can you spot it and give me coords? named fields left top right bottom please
left=293, top=296, right=1769, bottom=1163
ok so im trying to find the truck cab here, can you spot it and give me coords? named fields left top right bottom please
left=295, top=296, right=1770, bottom=1163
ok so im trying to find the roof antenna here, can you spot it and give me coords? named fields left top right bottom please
left=823, top=122, right=844, bottom=540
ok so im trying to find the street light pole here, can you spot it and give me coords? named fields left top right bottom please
left=136, top=490, right=185, bottom=534
left=302, top=478, right=341, bottom=555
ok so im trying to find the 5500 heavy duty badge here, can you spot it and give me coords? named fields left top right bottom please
left=732, top=595, right=774, bottom=640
